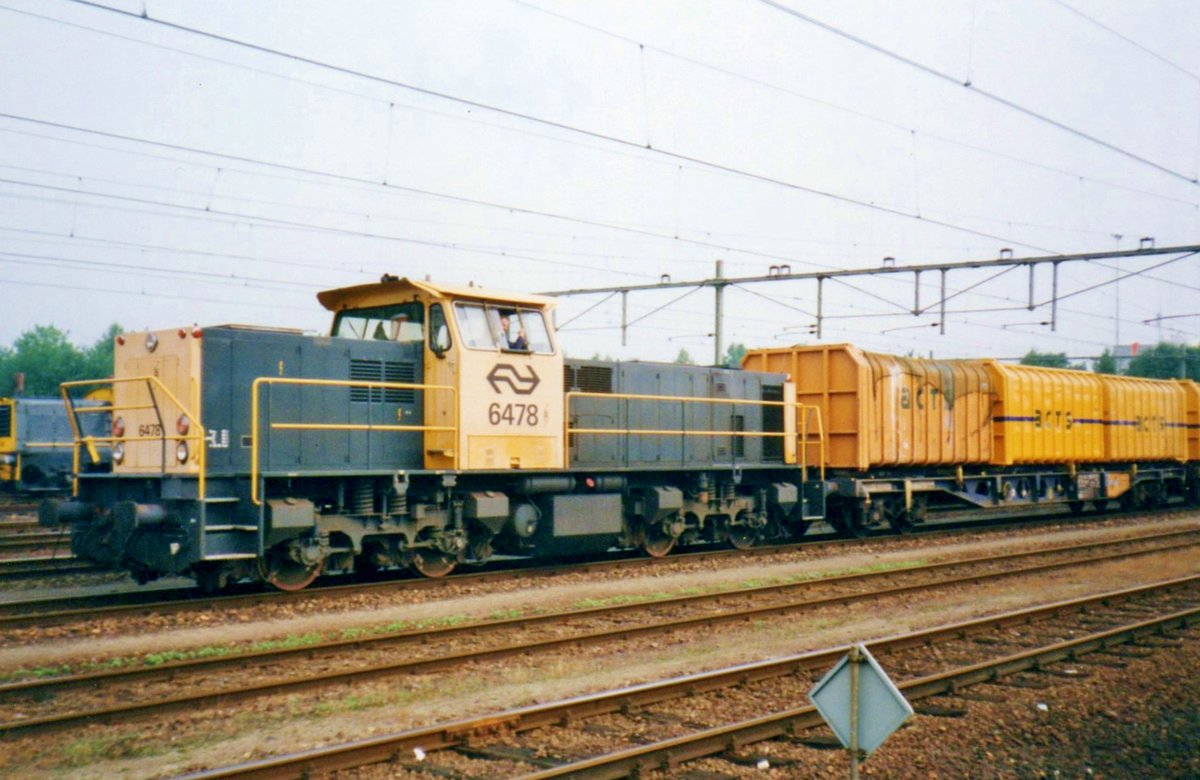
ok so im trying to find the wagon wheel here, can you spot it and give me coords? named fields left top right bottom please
left=638, top=523, right=677, bottom=558
left=261, top=547, right=324, bottom=592
left=832, top=503, right=870, bottom=538
left=727, top=524, right=759, bottom=550
left=888, top=512, right=913, bottom=534
left=410, top=548, right=458, bottom=578
left=884, top=499, right=913, bottom=534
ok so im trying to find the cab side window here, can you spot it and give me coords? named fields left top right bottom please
left=429, top=304, right=451, bottom=354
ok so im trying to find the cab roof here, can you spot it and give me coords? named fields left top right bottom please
left=317, top=276, right=556, bottom=312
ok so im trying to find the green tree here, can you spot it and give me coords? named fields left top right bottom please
left=1092, top=349, right=1118, bottom=375
left=84, top=324, right=122, bottom=380
left=1125, top=342, right=1200, bottom=380
left=0, top=324, right=122, bottom=397
left=673, top=348, right=694, bottom=365
left=1019, top=350, right=1070, bottom=369
left=721, top=342, right=747, bottom=369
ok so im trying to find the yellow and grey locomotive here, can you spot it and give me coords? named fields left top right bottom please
left=43, top=277, right=822, bottom=590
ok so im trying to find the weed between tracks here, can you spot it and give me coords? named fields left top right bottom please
left=47, top=613, right=832, bottom=773
left=2, top=559, right=927, bottom=684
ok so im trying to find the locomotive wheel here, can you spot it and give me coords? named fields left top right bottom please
left=1092, top=500, right=1109, bottom=513
left=410, top=548, right=458, bottom=578
left=262, top=552, right=323, bottom=592
left=639, top=523, right=677, bottom=558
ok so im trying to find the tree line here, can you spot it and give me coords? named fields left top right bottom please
left=0, top=324, right=121, bottom=397
left=1020, top=343, right=1200, bottom=381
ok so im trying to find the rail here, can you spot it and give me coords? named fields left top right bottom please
left=564, top=391, right=825, bottom=480
left=249, top=377, right=458, bottom=506
left=60, top=376, right=206, bottom=498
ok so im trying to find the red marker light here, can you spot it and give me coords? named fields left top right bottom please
left=192, top=326, right=203, bottom=339
left=116, top=335, right=126, bottom=346
left=178, top=328, right=187, bottom=339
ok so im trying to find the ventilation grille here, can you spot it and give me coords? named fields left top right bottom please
left=0, top=405, right=10, bottom=438
left=565, top=365, right=613, bottom=393
left=350, top=359, right=416, bottom=403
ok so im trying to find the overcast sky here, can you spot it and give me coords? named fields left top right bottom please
left=2, top=0, right=1199, bottom=364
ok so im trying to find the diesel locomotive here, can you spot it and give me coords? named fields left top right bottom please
left=40, top=275, right=1200, bottom=591
left=1, top=395, right=109, bottom=492
left=42, top=277, right=824, bottom=590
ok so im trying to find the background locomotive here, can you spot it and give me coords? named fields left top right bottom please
left=40, top=276, right=1200, bottom=591
left=1, top=395, right=109, bottom=492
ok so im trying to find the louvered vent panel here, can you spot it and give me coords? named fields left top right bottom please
left=383, top=361, right=416, bottom=403
left=576, top=366, right=613, bottom=393
left=350, top=360, right=416, bottom=403
left=0, top=405, right=10, bottom=438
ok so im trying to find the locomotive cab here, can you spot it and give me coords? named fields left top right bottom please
left=317, top=276, right=564, bottom=471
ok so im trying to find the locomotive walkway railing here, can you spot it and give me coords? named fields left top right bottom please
left=249, top=377, right=458, bottom=506
left=564, top=391, right=825, bottom=481
left=60, top=376, right=207, bottom=498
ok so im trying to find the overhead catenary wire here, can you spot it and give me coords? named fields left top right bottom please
left=0, top=177, right=654, bottom=278
left=1, top=124, right=1004, bottom=268
left=1049, top=0, right=1200, bottom=84
left=52, top=0, right=1062, bottom=253
left=0, top=113, right=862, bottom=272
left=0, top=275, right=315, bottom=312
left=511, top=0, right=1199, bottom=210
left=756, top=0, right=1200, bottom=185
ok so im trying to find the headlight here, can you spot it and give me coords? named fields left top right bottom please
left=176, top=415, right=190, bottom=436
left=145, top=333, right=159, bottom=352
left=0, top=454, right=14, bottom=465
left=176, top=441, right=189, bottom=464
left=112, top=416, right=125, bottom=438
left=113, top=443, right=125, bottom=464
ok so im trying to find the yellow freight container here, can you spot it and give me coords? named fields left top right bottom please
left=1182, top=380, right=1200, bottom=461
left=983, top=362, right=1105, bottom=465
left=742, top=344, right=992, bottom=470
left=1098, top=374, right=1188, bottom=462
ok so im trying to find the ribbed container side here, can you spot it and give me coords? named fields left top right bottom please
left=743, top=344, right=992, bottom=470
left=1098, top=374, right=1188, bottom=462
left=1182, top=380, right=1200, bottom=461
left=984, top=362, right=1105, bottom=465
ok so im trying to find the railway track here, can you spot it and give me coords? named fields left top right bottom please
left=1, top=504, right=1190, bottom=626
left=0, top=526, right=1194, bottom=739
left=0, top=498, right=37, bottom=514
left=0, top=518, right=40, bottom=534
left=175, top=575, right=1200, bottom=779
left=0, top=531, right=71, bottom=554
left=0, top=555, right=96, bottom=580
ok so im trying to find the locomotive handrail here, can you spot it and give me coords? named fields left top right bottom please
left=60, top=376, right=207, bottom=499
left=249, top=377, right=458, bottom=506
left=564, top=391, right=826, bottom=479
left=798, top=404, right=826, bottom=482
